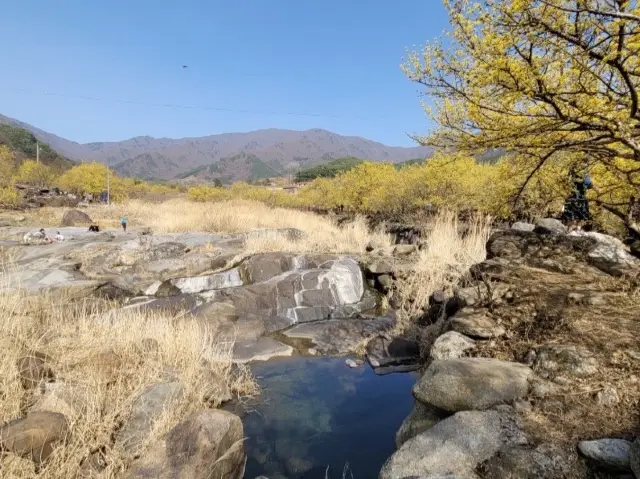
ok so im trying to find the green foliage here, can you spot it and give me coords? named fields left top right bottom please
left=295, top=157, right=363, bottom=182
left=0, top=124, right=73, bottom=171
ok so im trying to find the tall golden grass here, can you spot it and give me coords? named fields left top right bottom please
left=20, top=199, right=393, bottom=255
left=0, top=286, right=256, bottom=478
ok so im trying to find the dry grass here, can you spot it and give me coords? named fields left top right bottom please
left=397, top=211, right=492, bottom=320
left=14, top=199, right=393, bottom=255
left=472, top=264, right=640, bottom=444
left=0, top=284, right=257, bottom=478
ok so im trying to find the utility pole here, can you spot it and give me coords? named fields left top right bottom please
left=106, top=166, right=110, bottom=206
left=36, top=142, right=39, bottom=164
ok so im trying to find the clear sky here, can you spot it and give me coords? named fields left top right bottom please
left=0, top=1, right=450, bottom=146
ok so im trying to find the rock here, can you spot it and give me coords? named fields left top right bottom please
left=512, top=222, right=535, bottom=232
left=413, top=358, right=532, bottom=412
left=530, top=378, right=562, bottom=398
left=163, top=268, right=244, bottom=294
left=630, top=438, right=640, bottom=477
left=430, top=331, right=476, bottom=361
left=79, top=450, right=107, bottom=477
left=345, top=358, right=363, bottom=368
left=393, top=244, right=417, bottom=256
left=30, top=381, right=90, bottom=421
left=481, top=444, right=579, bottom=478
left=578, top=438, right=631, bottom=472
left=0, top=412, right=69, bottom=463
left=0, top=454, right=35, bottom=475
left=61, top=209, right=93, bottom=227
left=282, top=317, right=394, bottom=356
left=376, top=274, right=393, bottom=292
left=128, top=410, right=245, bottom=479
left=366, top=336, right=420, bottom=370
left=16, top=352, right=55, bottom=389
left=533, top=344, right=598, bottom=379
left=450, top=309, right=506, bottom=339
left=395, top=401, right=450, bottom=448
left=596, top=386, right=620, bottom=407
left=116, top=382, right=184, bottom=454
left=232, top=337, right=294, bottom=363
left=454, top=283, right=510, bottom=308
left=534, top=218, right=567, bottom=235
left=380, top=410, right=526, bottom=479
left=365, top=259, right=394, bottom=275
left=572, top=230, right=640, bottom=276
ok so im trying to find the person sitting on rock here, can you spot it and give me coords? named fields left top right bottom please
left=561, top=168, right=595, bottom=232
left=55, top=231, right=65, bottom=242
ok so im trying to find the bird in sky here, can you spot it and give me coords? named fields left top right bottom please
left=182, top=65, right=188, bottom=69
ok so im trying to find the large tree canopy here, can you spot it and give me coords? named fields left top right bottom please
left=404, top=0, right=640, bottom=232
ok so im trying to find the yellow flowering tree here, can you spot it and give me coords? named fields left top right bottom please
left=404, top=0, right=640, bottom=234
left=14, top=160, right=55, bottom=187
left=57, top=162, right=127, bottom=201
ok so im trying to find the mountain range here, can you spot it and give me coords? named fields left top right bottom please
left=0, top=114, right=433, bottom=182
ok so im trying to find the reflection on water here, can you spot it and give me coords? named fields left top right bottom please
left=239, top=356, right=417, bottom=479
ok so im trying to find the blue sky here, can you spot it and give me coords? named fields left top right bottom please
left=0, top=1, right=450, bottom=146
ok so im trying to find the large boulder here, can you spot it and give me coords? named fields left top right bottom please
left=533, top=344, right=598, bottom=379
left=534, top=218, right=567, bottom=235
left=61, top=209, right=93, bottom=227
left=116, top=382, right=184, bottom=454
left=571, top=230, right=640, bottom=276
left=413, top=358, right=532, bottom=412
left=366, top=336, right=420, bottom=374
left=395, top=401, right=450, bottom=448
left=450, top=309, right=506, bottom=339
left=379, top=410, right=526, bottom=479
left=0, top=412, right=69, bottom=463
left=430, top=331, right=476, bottom=361
left=128, top=410, right=245, bottom=479
left=16, top=352, right=55, bottom=389
left=578, top=438, right=632, bottom=472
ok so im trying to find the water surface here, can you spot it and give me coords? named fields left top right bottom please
left=238, top=356, right=417, bottom=479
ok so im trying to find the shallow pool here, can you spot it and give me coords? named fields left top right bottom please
left=236, top=356, right=418, bottom=479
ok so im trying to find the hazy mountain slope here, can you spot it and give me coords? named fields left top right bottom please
left=0, top=114, right=434, bottom=181
left=0, top=123, right=74, bottom=172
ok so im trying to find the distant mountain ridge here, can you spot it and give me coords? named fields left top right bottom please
left=0, top=114, right=433, bottom=182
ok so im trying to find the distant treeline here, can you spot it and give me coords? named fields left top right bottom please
left=294, top=157, right=428, bottom=182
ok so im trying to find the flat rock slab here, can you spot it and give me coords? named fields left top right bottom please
left=232, top=337, right=294, bottom=363
left=380, top=410, right=527, bottom=479
left=0, top=411, right=69, bottom=463
left=450, top=309, right=506, bottom=339
left=413, top=358, right=533, bottom=412
left=366, top=336, right=420, bottom=369
left=281, top=317, right=394, bottom=355
left=533, top=344, right=598, bottom=379
left=631, top=438, right=640, bottom=477
left=578, top=438, right=632, bottom=472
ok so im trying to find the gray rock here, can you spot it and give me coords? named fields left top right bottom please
left=282, top=318, right=394, bottom=356
left=366, top=336, right=420, bottom=369
left=379, top=410, right=526, bottom=479
left=345, top=358, right=364, bottom=368
left=232, top=337, right=294, bottom=363
left=413, top=358, right=532, bottom=412
left=395, top=401, right=450, bottom=448
left=481, top=444, right=579, bottom=478
left=116, top=382, right=184, bottom=454
left=450, top=309, right=506, bottom=339
left=534, top=218, right=567, bottom=235
left=162, top=268, right=244, bottom=294
left=0, top=412, right=69, bottom=463
left=596, top=386, right=620, bottom=407
left=376, top=274, right=393, bottom=292
left=430, top=331, right=476, bottom=361
left=16, top=352, right=54, bottom=390
left=512, top=222, right=535, bottom=232
left=454, top=283, right=510, bottom=308
left=578, top=438, right=632, bottom=472
left=366, top=259, right=394, bottom=275
left=630, top=438, right=639, bottom=477
left=571, top=230, right=640, bottom=276
left=533, top=344, right=598, bottom=379
left=128, top=410, right=245, bottom=479
left=393, top=244, right=417, bottom=256
left=61, top=209, right=93, bottom=227
left=30, top=381, right=90, bottom=422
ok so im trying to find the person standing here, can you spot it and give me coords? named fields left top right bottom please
left=562, top=168, right=594, bottom=232
left=120, top=216, right=128, bottom=233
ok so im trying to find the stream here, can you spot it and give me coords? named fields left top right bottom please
left=233, top=356, right=418, bottom=479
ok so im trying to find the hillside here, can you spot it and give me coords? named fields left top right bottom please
left=0, top=123, right=74, bottom=171
left=0, top=114, right=433, bottom=181
left=295, top=157, right=363, bottom=182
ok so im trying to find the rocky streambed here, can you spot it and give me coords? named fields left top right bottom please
left=1, top=218, right=639, bottom=478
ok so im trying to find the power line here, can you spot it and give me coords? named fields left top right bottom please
left=8, top=88, right=387, bottom=121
